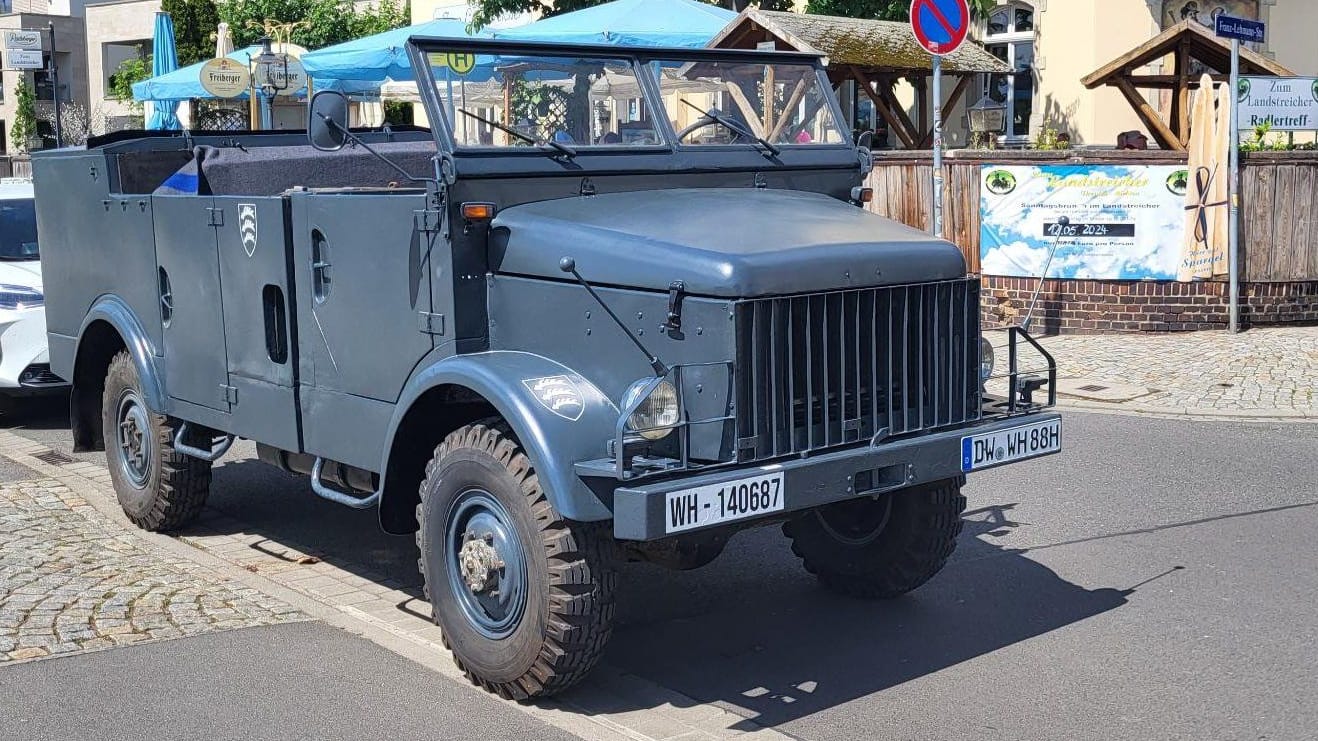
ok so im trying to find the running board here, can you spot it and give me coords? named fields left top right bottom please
left=310, top=458, right=381, bottom=509
left=172, top=423, right=235, bottom=462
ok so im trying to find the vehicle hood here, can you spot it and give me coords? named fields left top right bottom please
left=488, top=188, right=966, bottom=297
left=0, top=259, right=41, bottom=289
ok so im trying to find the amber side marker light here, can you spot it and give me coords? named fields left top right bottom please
left=462, top=202, right=497, bottom=220
left=850, top=186, right=874, bottom=205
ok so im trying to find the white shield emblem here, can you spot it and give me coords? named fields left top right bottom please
left=238, top=203, right=258, bottom=257
left=523, top=375, right=585, bottom=421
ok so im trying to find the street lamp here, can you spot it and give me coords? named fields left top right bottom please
left=967, top=95, right=1007, bottom=148
left=253, top=36, right=288, bottom=130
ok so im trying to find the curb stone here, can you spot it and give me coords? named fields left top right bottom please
left=0, top=429, right=791, bottom=741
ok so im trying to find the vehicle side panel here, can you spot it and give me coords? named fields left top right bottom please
left=152, top=195, right=229, bottom=412
left=214, top=195, right=300, bottom=450
left=33, top=151, right=164, bottom=379
left=290, top=191, right=432, bottom=470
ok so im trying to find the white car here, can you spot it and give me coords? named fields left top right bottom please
left=0, top=177, right=65, bottom=405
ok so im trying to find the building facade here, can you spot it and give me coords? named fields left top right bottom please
left=970, top=0, right=1311, bottom=148
left=83, top=0, right=160, bottom=131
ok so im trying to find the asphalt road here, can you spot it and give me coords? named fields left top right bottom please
left=0, top=621, right=576, bottom=741
left=4, top=396, right=1317, bottom=740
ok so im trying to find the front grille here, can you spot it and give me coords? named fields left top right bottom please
left=734, top=278, right=981, bottom=462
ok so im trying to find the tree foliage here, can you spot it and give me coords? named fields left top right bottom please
left=107, top=54, right=152, bottom=106
left=218, top=0, right=409, bottom=51
left=9, top=78, right=38, bottom=153
left=161, top=0, right=222, bottom=66
left=805, top=0, right=995, bottom=22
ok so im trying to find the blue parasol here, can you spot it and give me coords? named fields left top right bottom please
left=146, top=12, right=182, bottom=129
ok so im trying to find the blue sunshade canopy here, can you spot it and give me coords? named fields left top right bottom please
left=147, top=12, right=181, bottom=129
left=302, top=18, right=492, bottom=82
left=492, top=0, right=736, bottom=48
left=133, top=45, right=376, bottom=101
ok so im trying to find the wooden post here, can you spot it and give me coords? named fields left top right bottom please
left=1176, top=40, right=1191, bottom=147
left=1112, top=77, right=1184, bottom=151
left=850, top=66, right=916, bottom=148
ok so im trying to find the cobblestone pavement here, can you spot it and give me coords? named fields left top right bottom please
left=1029, top=326, right=1318, bottom=417
left=0, top=477, right=306, bottom=663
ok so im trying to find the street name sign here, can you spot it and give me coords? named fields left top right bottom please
left=1237, top=76, right=1318, bottom=131
left=1215, top=14, right=1265, bottom=43
left=909, top=0, right=969, bottom=56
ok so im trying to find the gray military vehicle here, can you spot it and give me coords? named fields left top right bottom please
left=34, top=38, right=1061, bottom=698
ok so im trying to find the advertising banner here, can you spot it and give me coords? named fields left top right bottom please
left=1237, top=76, right=1318, bottom=131
left=979, top=164, right=1188, bottom=281
left=3, top=30, right=42, bottom=51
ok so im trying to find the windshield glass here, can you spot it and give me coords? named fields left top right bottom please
left=0, top=198, right=37, bottom=260
left=426, top=51, right=661, bottom=148
left=646, top=59, right=846, bottom=147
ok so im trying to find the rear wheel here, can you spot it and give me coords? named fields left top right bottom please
left=101, top=351, right=211, bottom=531
left=416, top=422, right=617, bottom=699
left=783, top=478, right=966, bottom=598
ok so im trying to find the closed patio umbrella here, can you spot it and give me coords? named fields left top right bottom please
left=147, top=12, right=182, bottom=130
left=215, top=22, right=233, bottom=58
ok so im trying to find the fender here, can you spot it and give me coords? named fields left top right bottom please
left=77, top=295, right=167, bottom=412
left=381, top=350, right=620, bottom=524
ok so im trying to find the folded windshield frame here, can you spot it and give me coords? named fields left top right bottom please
left=404, top=37, right=852, bottom=163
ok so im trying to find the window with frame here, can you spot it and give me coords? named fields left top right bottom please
left=983, top=2, right=1036, bottom=140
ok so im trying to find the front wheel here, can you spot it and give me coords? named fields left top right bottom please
left=416, top=423, right=617, bottom=699
left=101, top=351, right=212, bottom=531
left=783, top=478, right=966, bottom=598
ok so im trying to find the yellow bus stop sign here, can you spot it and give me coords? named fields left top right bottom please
left=445, top=52, right=475, bottom=76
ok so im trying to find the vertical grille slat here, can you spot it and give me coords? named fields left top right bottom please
left=735, top=278, right=980, bottom=462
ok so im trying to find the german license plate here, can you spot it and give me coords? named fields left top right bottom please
left=665, top=471, right=785, bottom=534
left=961, top=419, right=1061, bottom=472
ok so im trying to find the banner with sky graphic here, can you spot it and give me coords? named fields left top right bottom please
left=979, top=164, right=1188, bottom=281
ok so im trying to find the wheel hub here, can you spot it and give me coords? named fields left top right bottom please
left=116, top=392, right=152, bottom=488
left=458, top=533, right=505, bottom=593
left=443, top=489, right=527, bottom=639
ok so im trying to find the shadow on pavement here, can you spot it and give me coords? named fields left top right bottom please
left=186, top=459, right=1135, bottom=731
left=0, top=393, right=72, bottom=432
left=582, top=504, right=1133, bottom=730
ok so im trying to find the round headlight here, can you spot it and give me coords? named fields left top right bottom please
left=622, top=379, right=680, bottom=440
left=980, top=337, right=996, bottom=381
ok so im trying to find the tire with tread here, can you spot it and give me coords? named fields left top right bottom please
left=783, top=478, right=966, bottom=599
left=416, top=422, right=616, bottom=700
left=101, top=350, right=212, bottom=531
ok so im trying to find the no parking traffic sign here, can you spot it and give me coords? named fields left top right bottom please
left=910, top=0, right=970, bottom=56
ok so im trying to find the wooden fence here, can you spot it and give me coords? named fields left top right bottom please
left=865, top=149, right=1318, bottom=282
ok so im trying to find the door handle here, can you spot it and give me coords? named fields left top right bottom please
left=311, top=230, right=331, bottom=303
left=158, top=267, right=173, bottom=325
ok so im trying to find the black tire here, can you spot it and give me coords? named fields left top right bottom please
left=783, top=478, right=966, bottom=599
left=416, top=423, right=617, bottom=700
left=101, top=351, right=211, bottom=531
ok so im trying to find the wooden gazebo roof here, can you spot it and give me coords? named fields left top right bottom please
left=709, top=9, right=1009, bottom=149
left=709, top=9, right=1010, bottom=76
left=1082, top=20, right=1293, bottom=151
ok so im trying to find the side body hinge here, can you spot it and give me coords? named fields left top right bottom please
left=207, top=207, right=224, bottom=227
left=219, top=384, right=238, bottom=408
left=579, top=177, right=596, bottom=196
left=418, top=311, right=446, bottom=336
left=414, top=209, right=442, bottom=233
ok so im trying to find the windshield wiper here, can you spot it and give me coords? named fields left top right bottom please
left=679, top=99, right=780, bottom=156
left=458, top=109, right=577, bottom=160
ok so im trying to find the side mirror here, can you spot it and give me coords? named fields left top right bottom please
left=307, top=90, right=350, bottom=151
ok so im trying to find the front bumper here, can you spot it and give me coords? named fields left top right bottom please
left=611, top=412, right=1060, bottom=540
left=0, top=307, right=66, bottom=394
